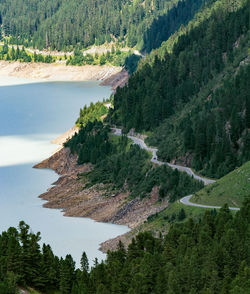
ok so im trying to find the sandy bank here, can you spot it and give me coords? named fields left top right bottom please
left=0, top=61, right=128, bottom=89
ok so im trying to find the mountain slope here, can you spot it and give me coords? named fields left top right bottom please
left=148, top=62, right=250, bottom=178
left=191, top=161, right=250, bottom=207
left=0, top=0, right=208, bottom=51
left=1, top=202, right=249, bottom=293
left=109, top=0, right=250, bottom=178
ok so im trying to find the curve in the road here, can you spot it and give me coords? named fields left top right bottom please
left=112, top=128, right=215, bottom=185
left=112, top=128, right=240, bottom=211
left=180, top=195, right=240, bottom=211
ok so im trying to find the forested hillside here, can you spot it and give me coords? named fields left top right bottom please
left=148, top=64, right=250, bottom=178
left=0, top=0, right=249, bottom=293
left=109, top=0, right=250, bottom=178
left=65, top=120, right=203, bottom=201
left=0, top=0, right=208, bottom=51
left=1, top=201, right=249, bottom=293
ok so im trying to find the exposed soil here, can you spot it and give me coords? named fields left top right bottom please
left=34, top=144, right=168, bottom=252
left=101, top=68, right=129, bottom=91
left=0, top=60, right=127, bottom=90
left=6, top=58, right=163, bottom=252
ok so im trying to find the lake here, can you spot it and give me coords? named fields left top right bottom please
left=0, top=76, right=129, bottom=267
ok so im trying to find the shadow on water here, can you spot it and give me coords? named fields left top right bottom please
left=0, top=79, right=129, bottom=266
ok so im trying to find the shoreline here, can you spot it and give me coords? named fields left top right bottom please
left=0, top=60, right=153, bottom=252
left=0, top=60, right=128, bottom=90
left=34, top=128, right=168, bottom=252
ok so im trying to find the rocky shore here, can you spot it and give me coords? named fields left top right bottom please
left=34, top=131, right=168, bottom=252
left=6, top=59, right=164, bottom=252
left=0, top=60, right=128, bottom=90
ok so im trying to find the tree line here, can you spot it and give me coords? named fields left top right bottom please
left=0, top=44, right=54, bottom=63
left=1, top=199, right=249, bottom=293
left=0, top=42, right=133, bottom=67
left=66, top=46, right=133, bottom=67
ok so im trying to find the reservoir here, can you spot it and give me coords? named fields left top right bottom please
left=0, top=77, right=130, bottom=266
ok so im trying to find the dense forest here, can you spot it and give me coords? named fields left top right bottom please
left=109, top=0, right=250, bottom=178
left=0, top=0, right=208, bottom=51
left=148, top=64, right=250, bottom=178
left=65, top=120, right=203, bottom=201
left=1, top=200, right=249, bottom=293
left=111, top=0, right=249, bottom=130
left=142, top=0, right=211, bottom=52
left=1, top=0, right=249, bottom=292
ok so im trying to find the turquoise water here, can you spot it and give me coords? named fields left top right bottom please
left=0, top=77, right=129, bottom=266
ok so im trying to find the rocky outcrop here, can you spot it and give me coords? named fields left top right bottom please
left=101, top=68, right=129, bottom=91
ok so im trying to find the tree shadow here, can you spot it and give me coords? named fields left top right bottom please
left=142, top=0, right=208, bottom=53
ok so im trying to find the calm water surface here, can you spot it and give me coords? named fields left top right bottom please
left=0, top=77, right=129, bottom=266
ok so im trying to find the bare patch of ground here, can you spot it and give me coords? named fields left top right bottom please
left=101, top=68, right=129, bottom=91
left=0, top=60, right=127, bottom=89
left=34, top=146, right=168, bottom=252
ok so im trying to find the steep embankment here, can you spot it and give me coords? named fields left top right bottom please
left=34, top=132, right=169, bottom=237
left=0, top=60, right=128, bottom=89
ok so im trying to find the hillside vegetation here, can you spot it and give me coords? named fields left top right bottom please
left=1, top=201, right=249, bottom=293
left=65, top=119, right=203, bottom=201
left=191, top=161, right=250, bottom=207
left=109, top=0, right=250, bottom=178
left=0, top=0, right=250, bottom=293
left=148, top=63, right=250, bottom=178
left=0, top=0, right=209, bottom=51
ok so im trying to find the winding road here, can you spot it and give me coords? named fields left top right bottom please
left=180, top=195, right=240, bottom=211
left=112, top=128, right=240, bottom=211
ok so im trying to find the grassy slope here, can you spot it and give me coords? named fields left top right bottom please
left=191, top=161, right=250, bottom=207
left=135, top=162, right=250, bottom=236
left=129, top=202, right=206, bottom=239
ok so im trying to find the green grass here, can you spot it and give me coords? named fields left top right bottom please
left=135, top=201, right=207, bottom=237
left=134, top=195, right=239, bottom=240
left=191, top=161, right=250, bottom=207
